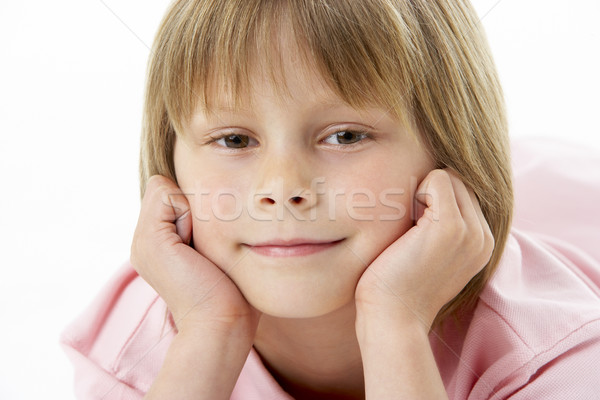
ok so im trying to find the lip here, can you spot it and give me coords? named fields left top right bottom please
left=245, top=238, right=345, bottom=257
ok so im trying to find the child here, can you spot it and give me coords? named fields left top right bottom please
left=61, top=0, right=600, bottom=398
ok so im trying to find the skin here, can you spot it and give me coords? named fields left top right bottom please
left=131, top=40, right=494, bottom=400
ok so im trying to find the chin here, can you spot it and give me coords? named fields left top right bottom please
left=252, top=298, right=354, bottom=319
left=202, top=239, right=372, bottom=318
left=240, top=281, right=357, bottom=319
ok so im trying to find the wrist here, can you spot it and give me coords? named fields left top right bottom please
left=355, top=308, right=448, bottom=400
left=355, top=304, right=431, bottom=343
left=146, top=319, right=256, bottom=400
left=174, top=303, right=261, bottom=334
left=177, top=312, right=259, bottom=345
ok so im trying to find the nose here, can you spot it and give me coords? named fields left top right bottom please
left=257, top=185, right=314, bottom=209
left=252, top=154, right=320, bottom=218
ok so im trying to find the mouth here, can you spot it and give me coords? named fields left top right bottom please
left=244, top=238, right=345, bottom=257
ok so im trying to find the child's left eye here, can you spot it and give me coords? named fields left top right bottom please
left=322, top=131, right=368, bottom=145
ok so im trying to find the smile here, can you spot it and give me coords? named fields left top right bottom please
left=245, top=238, right=345, bottom=257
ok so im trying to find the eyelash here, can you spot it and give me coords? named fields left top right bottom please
left=205, top=129, right=372, bottom=151
left=321, top=130, right=371, bottom=148
left=206, top=133, right=258, bottom=150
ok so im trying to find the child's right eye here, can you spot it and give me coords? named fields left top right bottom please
left=213, top=134, right=258, bottom=149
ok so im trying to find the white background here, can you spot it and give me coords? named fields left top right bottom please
left=0, top=0, right=599, bottom=398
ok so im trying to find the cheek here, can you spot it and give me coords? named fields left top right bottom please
left=178, top=167, right=250, bottom=219
left=328, top=164, right=423, bottom=265
left=178, top=173, right=250, bottom=265
left=329, top=164, right=418, bottom=224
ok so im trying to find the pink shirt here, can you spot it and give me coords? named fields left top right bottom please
left=61, top=139, right=600, bottom=399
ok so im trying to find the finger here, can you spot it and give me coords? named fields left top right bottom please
left=444, top=170, right=495, bottom=266
left=414, top=169, right=460, bottom=224
left=175, top=210, right=193, bottom=245
left=444, top=169, right=491, bottom=235
left=467, top=188, right=495, bottom=259
left=413, top=194, right=427, bottom=222
left=143, top=175, right=192, bottom=243
left=143, top=175, right=190, bottom=221
left=467, top=189, right=488, bottom=228
left=443, top=169, right=479, bottom=227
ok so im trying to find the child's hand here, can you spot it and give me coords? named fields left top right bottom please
left=130, top=175, right=261, bottom=334
left=354, top=169, right=494, bottom=330
left=131, top=176, right=261, bottom=398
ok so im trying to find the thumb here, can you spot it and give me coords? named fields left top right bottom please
left=175, top=210, right=192, bottom=245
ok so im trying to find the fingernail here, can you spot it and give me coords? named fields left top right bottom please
left=176, top=210, right=190, bottom=222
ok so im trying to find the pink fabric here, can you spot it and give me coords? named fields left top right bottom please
left=61, top=138, right=600, bottom=399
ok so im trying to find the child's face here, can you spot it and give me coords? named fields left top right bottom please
left=174, top=53, right=435, bottom=318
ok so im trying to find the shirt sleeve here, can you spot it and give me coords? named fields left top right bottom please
left=61, top=342, right=144, bottom=400
left=60, top=262, right=172, bottom=399
left=506, top=330, right=600, bottom=399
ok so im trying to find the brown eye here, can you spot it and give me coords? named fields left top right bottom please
left=323, top=131, right=367, bottom=145
left=216, top=134, right=251, bottom=148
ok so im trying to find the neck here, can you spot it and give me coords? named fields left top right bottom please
left=253, top=301, right=365, bottom=400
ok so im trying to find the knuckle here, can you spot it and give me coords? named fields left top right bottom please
left=144, top=176, right=161, bottom=197
left=145, top=175, right=174, bottom=200
left=483, top=228, right=495, bottom=257
left=143, top=177, right=186, bottom=217
left=441, top=167, right=457, bottom=179
left=475, top=227, right=495, bottom=267
left=441, top=167, right=462, bottom=185
left=429, top=169, right=451, bottom=185
left=420, top=169, right=443, bottom=194
left=146, top=174, right=168, bottom=189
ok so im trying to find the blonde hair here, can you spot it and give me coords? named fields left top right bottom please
left=140, top=0, right=513, bottom=326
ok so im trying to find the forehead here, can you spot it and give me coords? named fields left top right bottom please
left=196, top=33, right=346, bottom=114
